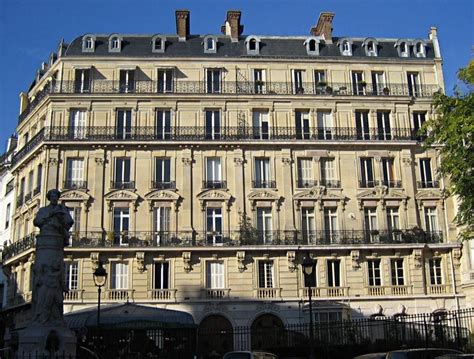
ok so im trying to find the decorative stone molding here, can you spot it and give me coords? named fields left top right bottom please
left=281, top=157, right=293, bottom=166
left=402, top=158, right=412, bottom=166
left=105, top=189, right=140, bottom=212
left=182, top=251, right=192, bottom=273
left=287, top=251, right=296, bottom=272
left=144, top=190, right=181, bottom=212
left=350, top=250, right=360, bottom=270
left=136, top=252, right=146, bottom=273
left=60, top=190, right=93, bottom=212
left=233, top=157, right=245, bottom=166
left=452, top=248, right=462, bottom=268
left=412, top=248, right=423, bottom=268
left=90, top=252, right=100, bottom=269
left=197, top=189, right=233, bottom=211
left=48, top=158, right=59, bottom=167
left=236, top=251, right=246, bottom=272
left=182, top=157, right=193, bottom=167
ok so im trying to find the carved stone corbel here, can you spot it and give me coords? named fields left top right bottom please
left=90, top=252, right=100, bottom=269
left=182, top=157, right=193, bottom=167
left=452, top=248, right=462, bottom=268
left=236, top=251, right=246, bottom=272
left=350, top=250, right=360, bottom=270
left=136, top=252, right=146, bottom=273
left=182, top=251, right=192, bottom=273
left=412, top=249, right=423, bottom=268
left=287, top=251, right=296, bottom=272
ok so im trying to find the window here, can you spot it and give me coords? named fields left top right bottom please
left=293, top=70, right=305, bottom=94
left=82, top=36, right=95, bottom=52
left=376, top=111, right=391, bottom=140
left=414, top=41, right=426, bottom=58
left=5, top=203, right=11, bottom=229
left=387, top=208, right=400, bottom=240
left=66, top=158, right=84, bottom=189
left=36, top=164, right=42, bottom=193
left=302, top=208, right=316, bottom=244
left=206, top=208, right=223, bottom=245
left=371, top=72, right=386, bottom=95
left=295, top=110, right=311, bottom=139
left=154, top=158, right=171, bottom=188
left=297, top=158, right=313, bottom=188
left=341, top=40, right=352, bottom=56
left=27, top=170, right=34, bottom=197
left=206, top=69, right=221, bottom=94
left=74, top=69, right=90, bottom=93
left=64, top=262, right=79, bottom=290
left=154, top=262, right=169, bottom=289
left=398, top=41, right=409, bottom=57
left=246, top=36, right=260, bottom=55
left=114, top=158, right=132, bottom=189
left=154, top=207, right=170, bottom=245
left=68, top=207, right=81, bottom=239
left=152, top=36, right=165, bottom=53
left=113, top=208, right=130, bottom=246
left=413, top=112, right=426, bottom=140
left=327, top=259, right=341, bottom=287
left=321, top=158, right=336, bottom=187
left=253, top=69, right=266, bottom=94
left=314, top=70, right=327, bottom=94
left=429, top=258, right=442, bottom=285
left=381, top=158, right=396, bottom=187
left=352, top=71, right=365, bottom=95
left=205, top=110, right=221, bottom=140
left=156, top=109, right=171, bottom=139
left=205, top=157, right=223, bottom=188
left=204, top=37, right=217, bottom=53
left=206, top=261, right=224, bottom=289
left=69, top=109, right=87, bottom=139
left=19, top=177, right=25, bottom=203
left=391, top=259, right=404, bottom=286
left=116, top=110, right=132, bottom=140
left=360, top=158, right=374, bottom=187
left=407, top=72, right=420, bottom=97
left=252, top=111, right=270, bottom=139
left=258, top=260, right=274, bottom=288
left=5, top=179, right=14, bottom=195
left=368, top=259, right=382, bottom=286
left=109, top=36, right=121, bottom=52
left=324, top=208, right=338, bottom=243
left=254, top=158, right=272, bottom=188
left=419, top=158, right=434, bottom=188
left=257, top=208, right=273, bottom=244
left=364, top=208, right=378, bottom=242
left=316, top=111, right=333, bottom=139
left=111, top=262, right=129, bottom=289
left=119, top=70, right=135, bottom=93
left=305, top=37, right=320, bottom=56
left=424, top=207, right=439, bottom=233
left=355, top=111, right=370, bottom=140
left=157, top=69, right=173, bottom=93
left=23, top=132, right=29, bottom=146
left=363, top=38, right=378, bottom=56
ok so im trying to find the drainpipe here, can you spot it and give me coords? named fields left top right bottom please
left=449, top=250, right=460, bottom=310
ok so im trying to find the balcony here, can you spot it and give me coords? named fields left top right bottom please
left=320, top=179, right=341, bottom=188
left=64, top=289, right=84, bottom=302
left=203, top=288, right=231, bottom=299
left=300, top=286, right=349, bottom=298
left=427, top=284, right=450, bottom=295
left=63, top=180, right=88, bottom=190
left=111, top=181, right=135, bottom=190
left=255, top=287, right=281, bottom=299
left=378, top=180, right=402, bottom=188
left=1, top=233, right=36, bottom=261
left=252, top=180, right=276, bottom=189
left=148, top=289, right=177, bottom=301
left=151, top=181, right=176, bottom=190
left=417, top=181, right=440, bottom=189
left=106, top=289, right=135, bottom=301
left=366, top=286, right=413, bottom=296
left=297, top=179, right=318, bottom=188
left=359, top=180, right=376, bottom=188
left=11, top=128, right=45, bottom=166
left=202, top=180, right=227, bottom=189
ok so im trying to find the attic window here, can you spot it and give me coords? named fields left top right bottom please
left=414, top=41, right=426, bottom=58
left=108, top=35, right=122, bottom=52
left=309, top=40, right=316, bottom=52
left=363, top=38, right=378, bottom=57
left=339, top=39, right=353, bottom=56
left=82, top=35, right=96, bottom=53
left=203, top=36, right=217, bottom=54
left=152, top=35, right=165, bottom=53
left=85, top=38, right=93, bottom=49
left=249, top=39, right=257, bottom=51
left=396, top=40, right=410, bottom=57
left=245, top=36, right=261, bottom=55
left=207, top=38, right=215, bottom=50
left=304, top=37, right=320, bottom=56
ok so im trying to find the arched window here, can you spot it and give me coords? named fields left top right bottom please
left=249, top=38, right=257, bottom=51
left=339, top=38, right=353, bottom=56
left=309, top=39, right=316, bottom=52
left=363, top=38, right=378, bottom=57
left=413, top=40, right=426, bottom=58
left=245, top=36, right=261, bottom=55
left=304, top=37, right=320, bottom=56
left=395, top=40, right=410, bottom=57
left=151, top=35, right=165, bottom=53
left=108, top=35, right=122, bottom=52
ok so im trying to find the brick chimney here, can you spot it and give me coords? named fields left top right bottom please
left=175, top=10, right=190, bottom=41
left=221, top=10, right=243, bottom=42
left=310, top=12, right=335, bottom=43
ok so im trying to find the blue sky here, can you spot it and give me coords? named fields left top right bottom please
left=0, top=0, right=472, bottom=150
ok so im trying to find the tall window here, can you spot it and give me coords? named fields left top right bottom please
left=68, top=207, right=81, bottom=235
left=254, top=158, right=272, bottom=188
left=297, top=158, right=313, bottom=188
left=258, top=260, right=274, bottom=288
left=64, top=262, right=79, bottom=290
left=355, top=111, right=370, bottom=140
left=429, top=258, right=442, bottom=285
left=69, top=110, right=87, bottom=139
left=206, top=208, right=223, bottom=245
left=154, top=158, right=171, bottom=188
left=206, top=69, right=221, bottom=94
left=377, top=111, right=391, bottom=140
left=352, top=71, right=365, bottom=95
left=360, top=158, right=374, bottom=187
left=391, top=259, right=404, bottom=286
left=419, top=158, right=434, bottom=187
left=19, top=177, right=25, bottom=202
left=156, top=110, right=171, bottom=140
left=295, top=110, right=311, bottom=139
left=111, top=262, right=129, bottom=289
left=5, top=203, right=11, bottom=229
left=424, top=208, right=439, bottom=233
left=113, top=208, right=130, bottom=245
left=36, top=164, right=43, bottom=193
left=381, top=158, right=396, bottom=187
left=119, top=69, right=135, bottom=93
left=253, top=69, right=266, bottom=94
left=205, top=110, right=221, bottom=140
left=364, top=208, right=378, bottom=242
left=154, top=207, right=170, bottom=245
left=413, top=112, right=426, bottom=140
left=387, top=208, right=400, bottom=240
left=314, top=70, right=326, bottom=85
left=206, top=261, right=225, bottom=289
left=293, top=70, right=304, bottom=94
left=252, top=111, right=270, bottom=139
left=324, top=208, right=338, bottom=243
left=116, top=110, right=132, bottom=140
left=302, top=208, right=316, bottom=244
left=66, top=158, right=84, bottom=189
left=371, top=71, right=386, bottom=95
left=257, top=208, right=273, bottom=244
left=27, top=171, right=34, bottom=196
left=154, top=262, right=169, bottom=289
left=407, top=72, right=420, bottom=97
left=368, top=259, right=382, bottom=286
left=114, top=158, right=131, bottom=189
left=327, top=259, right=341, bottom=287
left=157, top=69, right=173, bottom=93
left=205, top=158, right=223, bottom=188
left=321, top=158, right=336, bottom=187
left=74, top=69, right=90, bottom=93
left=317, top=111, right=333, bottom=139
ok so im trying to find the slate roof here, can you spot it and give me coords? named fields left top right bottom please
left=64, top=34, right=435, bottom=60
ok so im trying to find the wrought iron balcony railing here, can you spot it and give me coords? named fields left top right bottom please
left=63, top=180, right=88, bottom=190
left=203, top=180, right=227, bottom=189
left=1, top=234, right=36, bottom=261
left=417, top=180, right=440, bottom=188
left=378, top=180, right=402, bottom=188
left=359, top=180, right=376, bottom=188
left=11, top=128, right=45, bottom=166
left=18, top=80, right=440, bottom=124
left=151, top=181, right=176, bottom=190
left=320, top=179, right=341, bottom=188
left=297, top=179, right=318, bottom=188
left=111, top=181, right=135, bottom=190
left=252, top=180, right=276, bottom=189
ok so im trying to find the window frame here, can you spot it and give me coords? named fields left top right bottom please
left=111, top=261, right=129, bottom=289
left=367, top=259, right=382, bottom=287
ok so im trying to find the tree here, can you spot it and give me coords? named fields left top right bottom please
left=423, top=60, right=474, bottom=241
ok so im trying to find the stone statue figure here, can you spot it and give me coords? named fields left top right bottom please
left=31, top=189, right=73, bottom=326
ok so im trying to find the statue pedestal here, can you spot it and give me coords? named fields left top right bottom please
left=18, top=325, right=77, bottom=357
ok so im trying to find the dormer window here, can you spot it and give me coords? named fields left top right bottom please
left=81, top=35, right=96, bottom=53
left=339, top=38, right=353, bottom=56
left=203, top=36, right=217, bottom=54
left=245, top=36, right=261, bottom=55
left=304, top=37, right=320, bottom=56
left=152, top=35, right=166, bottom=53
left=395, top=40, right=410, bottom=57
left=363, top=38, right=378, bottom=57
left=108, top=35, right=122, bottom=53
left=413, top=40, right=426, bottom=58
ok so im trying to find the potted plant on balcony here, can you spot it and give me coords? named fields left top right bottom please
left=106, top=231, right=115, bottom=246
left=325, top=85, right=333, bottom=95
left=358, top=80, right=367, bottom=87
left=383, top=87, right=390, bottom=95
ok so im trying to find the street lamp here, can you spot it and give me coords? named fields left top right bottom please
left=93, top=261, right=107, bottom=328
left=302, top=253, right=316, bottom=359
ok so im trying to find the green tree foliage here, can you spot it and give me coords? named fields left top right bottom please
left=423, top=60, right=474, bottom=241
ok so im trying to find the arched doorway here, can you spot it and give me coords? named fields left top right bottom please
left=251, top=313, right=285, bottom=351
left=198, top=314, right=233, bottom=358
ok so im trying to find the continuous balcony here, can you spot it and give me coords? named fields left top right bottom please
left=63, top=180, right=88, bottom=190
left=151, top=181, right=176, bottom=190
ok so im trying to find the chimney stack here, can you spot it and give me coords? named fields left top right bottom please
left=310, top=12, right=335, bottom=43
left=221, top=10, right=243, bottom=42
left=175, top=10, right=190, bottom=41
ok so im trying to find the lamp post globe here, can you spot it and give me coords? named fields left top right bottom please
left=301, top=253, right=315, bottom=359
left=93, top=261, right=107, bottom=288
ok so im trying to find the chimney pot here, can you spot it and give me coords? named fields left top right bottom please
left=310, top=12, right=335, bottom=43
left=175, top=9, right=190, bottom=41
